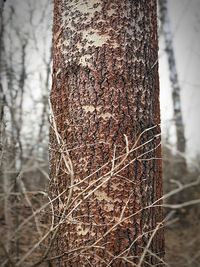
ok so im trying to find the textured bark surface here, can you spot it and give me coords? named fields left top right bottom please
left=159, top=0, right=186, bottom=156
left=50, top=0, right=164, bottom=266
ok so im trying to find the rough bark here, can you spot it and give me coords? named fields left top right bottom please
left=159, top=0, right=186, bottom=159
left=50, top=0, right=164, bottom=266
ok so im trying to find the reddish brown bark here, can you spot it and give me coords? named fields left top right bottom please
left=50, top=0, right=164, bottom=266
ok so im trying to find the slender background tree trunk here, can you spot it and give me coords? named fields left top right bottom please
left=0, top=0, right=13, bottom=253
left=50, top=0, right=164, bottom=266
left=159, top=0, right=187, bottom=172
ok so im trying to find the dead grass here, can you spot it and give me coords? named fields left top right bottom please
left=165, top=208, right=200, bottom=267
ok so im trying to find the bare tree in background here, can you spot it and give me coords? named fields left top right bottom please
left=50, top=0, right=164, bottom=266
left=0, top=0, right=5, bottom=149
left=159, top=0, right=187, bottom=172
left=0, top=1, right=53, bottom=264
left=0, top=0, right=5, bottom=151
left=0, top=0, right=4, bottom=33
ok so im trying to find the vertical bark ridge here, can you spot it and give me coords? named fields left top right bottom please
left=50, top=0, right=164, bottom=266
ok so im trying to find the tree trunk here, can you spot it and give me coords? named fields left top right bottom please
left=159, top=0, right=187, bottom=168
left=0, top=0, right=13, bottom=253
left=50, top=1, right=164, bottom=266
left=0, top=0, right=4, bottom=33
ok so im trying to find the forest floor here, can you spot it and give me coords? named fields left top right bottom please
left=1, top=199, right=200, bottom=267
left=165, top=207, right=200, bottom=267
left=1, top=158, right=200, bottom=267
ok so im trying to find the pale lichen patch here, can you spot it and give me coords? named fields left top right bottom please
left=56, top=68, right=62, bottom=76
left=110, top=182, right=121, bottom=191
left=82, top=105, right=103, bottom=113
left=79, top=156, right=89, bottom=172
left=104, top=203, right=114, bottom=212
left=94, top=190, right=122, bottom=206
left=76, top=224, right=90, bottom=236
left=98, top=112, right=113, bottom=120
left=96, top=106, right=102, bottom=112
left=62, top=39, right=70, bottom=46
left=71, top=0, right=101, bottom=18
left=79, top=54, right=92, bottom=66
left=107, top=8, right=116, bottom=17
left=82, top=105, right=95, bottom=113
left=76, top=42, right=82, bottom=50
left=82, top=30, right=109, bottom=47
left=61, top=1, right=102, bottom=31
left=94, top=190, right=112, bottom=202
left=72, top=186, right=80, bottom=192
left=110, top=41, right=120, bottom=49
